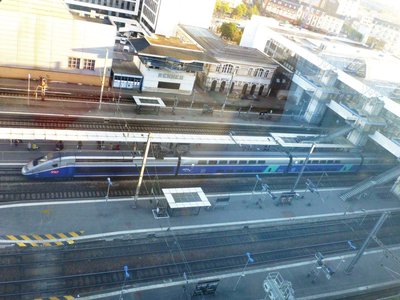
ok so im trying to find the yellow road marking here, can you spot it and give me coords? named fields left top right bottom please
left=57, top=233, right=74, bottom=244
left=20, top=235, right=38, bottom=247
left=32, top=234, right=52, bottom=247
left=6, top=235, right=26, bottom=247
left=64, top=296, right=75, bottom=300
left=68, top=232, right=80, bottom=238
left=49, top=297, right=59, bottom=300
left=44, top=234, right=63, bottom=246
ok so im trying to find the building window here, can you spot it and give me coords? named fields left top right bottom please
left=264, top=70, right=270, bottom=78
left=68, top=57, right=80, bottom=69
left=247, top=68, right=253, bottom=76
left=221, top=64, right=234, bottom=74
left=254, top=68, right=265, bottom=77
left=234, top=66, right=239, bottom=74
left=83, top=59, right=96, bottom=70
left=216, top=64, right=221, bottom=72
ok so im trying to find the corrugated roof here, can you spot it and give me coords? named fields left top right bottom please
left=180, top=25, right=276, bottom=66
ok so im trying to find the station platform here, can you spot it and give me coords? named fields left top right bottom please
left=0, top=80, right=307, bottom=130
left=0, top=185, right=399, bottom=299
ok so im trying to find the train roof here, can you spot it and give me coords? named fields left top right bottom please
left=183, top=151, right=289, bottom=158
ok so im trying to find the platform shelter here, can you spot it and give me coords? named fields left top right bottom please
left=162, top=187, right=211, bottom=216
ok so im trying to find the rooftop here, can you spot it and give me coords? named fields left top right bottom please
left=130, top=37, right=218, bottom=64
left=181, top=25, right=276, bottom=66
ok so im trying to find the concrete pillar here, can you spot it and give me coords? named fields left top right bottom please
left=303, top=88, right=330, bottom=124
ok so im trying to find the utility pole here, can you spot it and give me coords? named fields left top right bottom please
left=134, top=133, right=151, bottom=208
left=99, top=48, right=109, bottom=110
left=290, top=143, right=316, bottom=193
left=27, top=74, right=31, bottom=106
left=345, top=212, right=389, bottom=274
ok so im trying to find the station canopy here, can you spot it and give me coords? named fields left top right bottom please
left=162, top=187, right=211, bottom=209
left=0, top=128, right=278, bottom=146
left=132, top=96, right=166, bottom=108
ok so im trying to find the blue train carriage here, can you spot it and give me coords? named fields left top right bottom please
left=288, top=152, right=363, bottom=174
left=22, top=151, right=178, bottom=178
left=178, top=151, right=291, bottom=175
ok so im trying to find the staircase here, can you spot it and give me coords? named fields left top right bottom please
left=340, top=166, right=400, bottom=201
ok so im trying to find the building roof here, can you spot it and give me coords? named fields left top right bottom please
left=130, top=37, right=218, bottom=64
left=112, top=59, right=142, bottom=76
left=180, top=25, right=276, bottom=66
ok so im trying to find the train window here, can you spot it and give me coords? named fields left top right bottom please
left=320, top=160, right=326, bottom=164
left=307, top=161, right=312, bottom=164
left=327, top=160, right=333, bottom=164
left=219, top=160, right=228, bottom=164
left=198, top=160, right=207, bottom=165
left=257, top=160, right=265, bottom=164
left=299, top=160, right=304, bottom=164
left=52, top=164, right=58, bottom=168
left=229, top=160, right=237, bottom=164
left=239, top=160, right=247, bottom=164
left=209, top=160, right=217, bottom=165
left=248, top=160, right=257, bottom=164
left=334, top=160, right=340, bottom=164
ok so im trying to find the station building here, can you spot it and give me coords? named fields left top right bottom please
left=178, top=25, right=278, bottom=98
left=129, top=35, right=217, bottom=94
left=0, top=0, right=115, bottom=86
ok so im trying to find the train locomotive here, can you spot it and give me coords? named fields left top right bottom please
left=21, top=150, right=393, bottom=179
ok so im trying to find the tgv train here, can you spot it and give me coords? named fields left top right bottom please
left=21, top=151, right=394, bottom=179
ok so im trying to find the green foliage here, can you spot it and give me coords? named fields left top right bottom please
left=219, top=22, right=243, bottom=44
left=214, top=0, right=231, bottom=16
left=248, top=5, right=259, bottom=17
left=342, top=23, right=363, bottom=42
left=366, top=37, right=386, bottom=50
left=232, top=3, right=247, bottom=19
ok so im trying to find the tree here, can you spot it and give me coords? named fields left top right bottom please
left=214, top=0, right=231, bottom=16
left=231, top=3, right=247, bottom=19
left=366, top=37, right=386, bottom=50
left=219, top=22, right=237, bottom=41
left=219, top=22, right=243, bottom=45
left=247, top=5, right=259, bottom=18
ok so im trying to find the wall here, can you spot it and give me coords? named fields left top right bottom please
left=134, top=56, right=196, bottom=94
left=0, top=6, right=115, bottom=81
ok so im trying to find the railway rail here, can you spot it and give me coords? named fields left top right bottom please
left=0, top=213, right=399, bottom=298
left=0, top=172, right=379, bottom=202
left=0, top=113, right=319, bottom=136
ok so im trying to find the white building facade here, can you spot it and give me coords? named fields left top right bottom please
left=140, top=0, right=216, bottom=36
left=0, top=0, right=115, bottom=85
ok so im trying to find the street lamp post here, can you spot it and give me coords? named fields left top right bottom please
left=233, top=252, right=254, bottom=291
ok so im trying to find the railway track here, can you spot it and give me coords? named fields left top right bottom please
left=0, top=113, right=320, bottom=136
left=0, top=213, right=399, bottom=298
left=0, top=87, right=284, bottom=113
left=0, top=173, right=379, bottom=202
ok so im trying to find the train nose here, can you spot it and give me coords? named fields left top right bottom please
left=21, top=165, right=29, bottom=175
